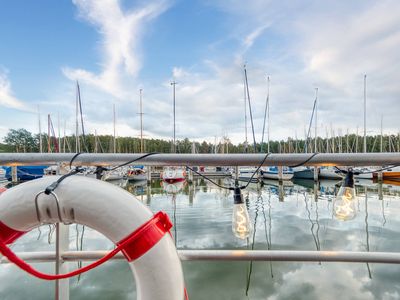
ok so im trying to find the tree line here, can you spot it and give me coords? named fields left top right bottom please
left=1, top=128, right=399, bottom=154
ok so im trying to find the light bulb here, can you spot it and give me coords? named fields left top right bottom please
left=232, top=187, right=252, bottom=239
left=333, top=170, right=357, bottom=221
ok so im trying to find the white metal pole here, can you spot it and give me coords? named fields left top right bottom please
left=363, top=75, right=367, bottom=153
left=75, top=82, right=79, bottom=153
left=140, top=89, right=144, bottom=153
left=113, top=104, right=116, bottom=154
left=314, top=88, right=318, bottom=153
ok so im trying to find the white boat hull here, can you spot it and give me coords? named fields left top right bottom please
left=161, top=166, right=186, bottom=183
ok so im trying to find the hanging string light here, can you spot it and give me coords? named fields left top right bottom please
left=232, top=182, right=252, bottom=239
left=333, top=169, right=357, bottom=221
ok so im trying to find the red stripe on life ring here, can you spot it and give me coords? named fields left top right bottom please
left=0, top=221, right=27, bottom=244
left=117, top=211, right=173, bottom=262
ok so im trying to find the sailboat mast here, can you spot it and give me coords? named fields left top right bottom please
left=75, top=81, right=80, bottom=153
left=243, top=65, right=257, bottom=153
left=63, top=119, right=66, bottom=153
left=355, top=126, right=359, bottom=153
left=243, top=68, right=248, bottom=150
left=171, top=81, right=177, bottom=153
left=314, top=88, right=318, bottom=153
left=57, top=112, right=61, bottom=152
left=38, top=106, right=42, bottom=153
left=94, top=129, right=98, bottom=153
left=261, top=75, right=270, bottom=153
left=140, top=88, right=144, bottom=153
left=47, top=114, right=51, bottom=153
left=113, top=104, right=116, bottom=153
left=363, top=74, right=367, bottom=153
left=380, top=115, right=383, bottom=153
left=267, top=77, right=270, bottom=153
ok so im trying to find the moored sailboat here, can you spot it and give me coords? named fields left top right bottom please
left=261, top=166, right=294, bottom=180
left=162, top=81, right=186, bottom=183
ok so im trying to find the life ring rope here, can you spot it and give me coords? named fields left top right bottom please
left=0, top=211, right=172, bottom=280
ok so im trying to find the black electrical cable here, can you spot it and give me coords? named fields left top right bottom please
left=185, top=166, right=233, bottom=190
left=186, top=153, right=271, bottom=191
left=44, top=167, right=84, bottom=195
left=69, top=152, right=83, bottom=169
left=45, top=152, right=159, bottom=194
left=289, top=152, right=319, bottom=168
left=242, top=153, right=271, bottom=189
left=108, top=152, right=158, bottom=171
left=334, top=164, right=400, bottom=175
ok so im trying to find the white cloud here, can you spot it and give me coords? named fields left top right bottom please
left=63, top=0, right=170, bottom=98
left=162, top=0, right=400, bottom=142
left=0, top=70, right=31, bottom=111
left=269, top=264, right=375, bottom=300
left=5, top=0, right=399, bottom=143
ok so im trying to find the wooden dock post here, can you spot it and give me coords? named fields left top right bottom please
left=313, top=167, right=319, bottom=182
left=278, top=166, right=283, bottom=182
left=11, top=166, right=17, bottom=184
left=146, top=166, right=152, bottom=185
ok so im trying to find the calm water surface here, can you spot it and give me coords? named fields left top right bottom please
left=1, top=177, right=400, bottom=300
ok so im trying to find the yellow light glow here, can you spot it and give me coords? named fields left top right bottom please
left=333, top=187, right=356, bottom=221
left=232, top=203, right=252, bottom=239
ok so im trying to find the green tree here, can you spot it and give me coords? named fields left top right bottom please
left=3, top=128, right=38, bottom=152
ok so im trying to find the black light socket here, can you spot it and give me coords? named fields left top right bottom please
left=343, top=170, right=355, bottom=188
left=233, top=186, right=244, bottom=204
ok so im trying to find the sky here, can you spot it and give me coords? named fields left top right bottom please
left=0, top=0, right=399, bottom=145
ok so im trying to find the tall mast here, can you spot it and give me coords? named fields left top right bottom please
left=243, top=65, right=257, bottom=153
left=139, top=89, right=144, bottom=153
left=113, top=104, right=116, bottom=153
left=75, top=81, right=80, bottom=152
left=94, top=129, right=98, bottom=153
left=314, top=88, right=318, bottom=153
left=171, top=81, right=177, bottom=153
left=47, top=114, right=51, bottom=153
left=63, top=119, right=66, bottom=153
left=57, top=112, right=61, bottom=152
left=355, top=126, right=359, bottom=153
left=267, top=77, right=270, bottom=153
left=243, top=67, right=248, bottom=150
left=326, top=127, right=329, bottom=153
left=38, top=106, right=42, bottom=153
left=380, top=115, right=383, bottom=153
left=398, top=131, right=400, bottom=153
left=363, top=75, right=367, bottom=153
left=261, top=75, right=270, bottom=153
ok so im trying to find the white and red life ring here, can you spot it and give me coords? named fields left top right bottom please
left=0, top=176, right=185, bottom=300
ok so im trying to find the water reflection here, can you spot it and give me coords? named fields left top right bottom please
left=364, top=186, right=372, bottom=279
left=2, top=177, right=400, bottom=299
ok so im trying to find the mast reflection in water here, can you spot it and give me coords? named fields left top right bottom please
left=1, top=177, right=400, bottom=299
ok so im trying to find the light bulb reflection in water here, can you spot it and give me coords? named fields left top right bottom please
left=232, top=203, right=252, bottom=239
left=333, top=186, right=356, bottom=221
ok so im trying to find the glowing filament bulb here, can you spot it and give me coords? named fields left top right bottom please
left=333, top=170, right=357, bottom=221
left=232, top=186, right=252, bottom=239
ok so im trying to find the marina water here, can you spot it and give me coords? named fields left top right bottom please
left=1, top=178, right=400, bottom=300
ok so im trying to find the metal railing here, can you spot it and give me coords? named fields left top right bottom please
left=1, top=152, right=400, bottom=300
left=2, top=250, right=400, bottom=264
left=0, top=152, right=399, bottom=166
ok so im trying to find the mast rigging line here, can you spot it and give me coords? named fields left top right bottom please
left=243, top=65, right=257, bottom=153
left=77, top=82, right=89, bottom=153
left=304, top=94, right=317, bottom=153
left=260, top=76, right=270, bottom=153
